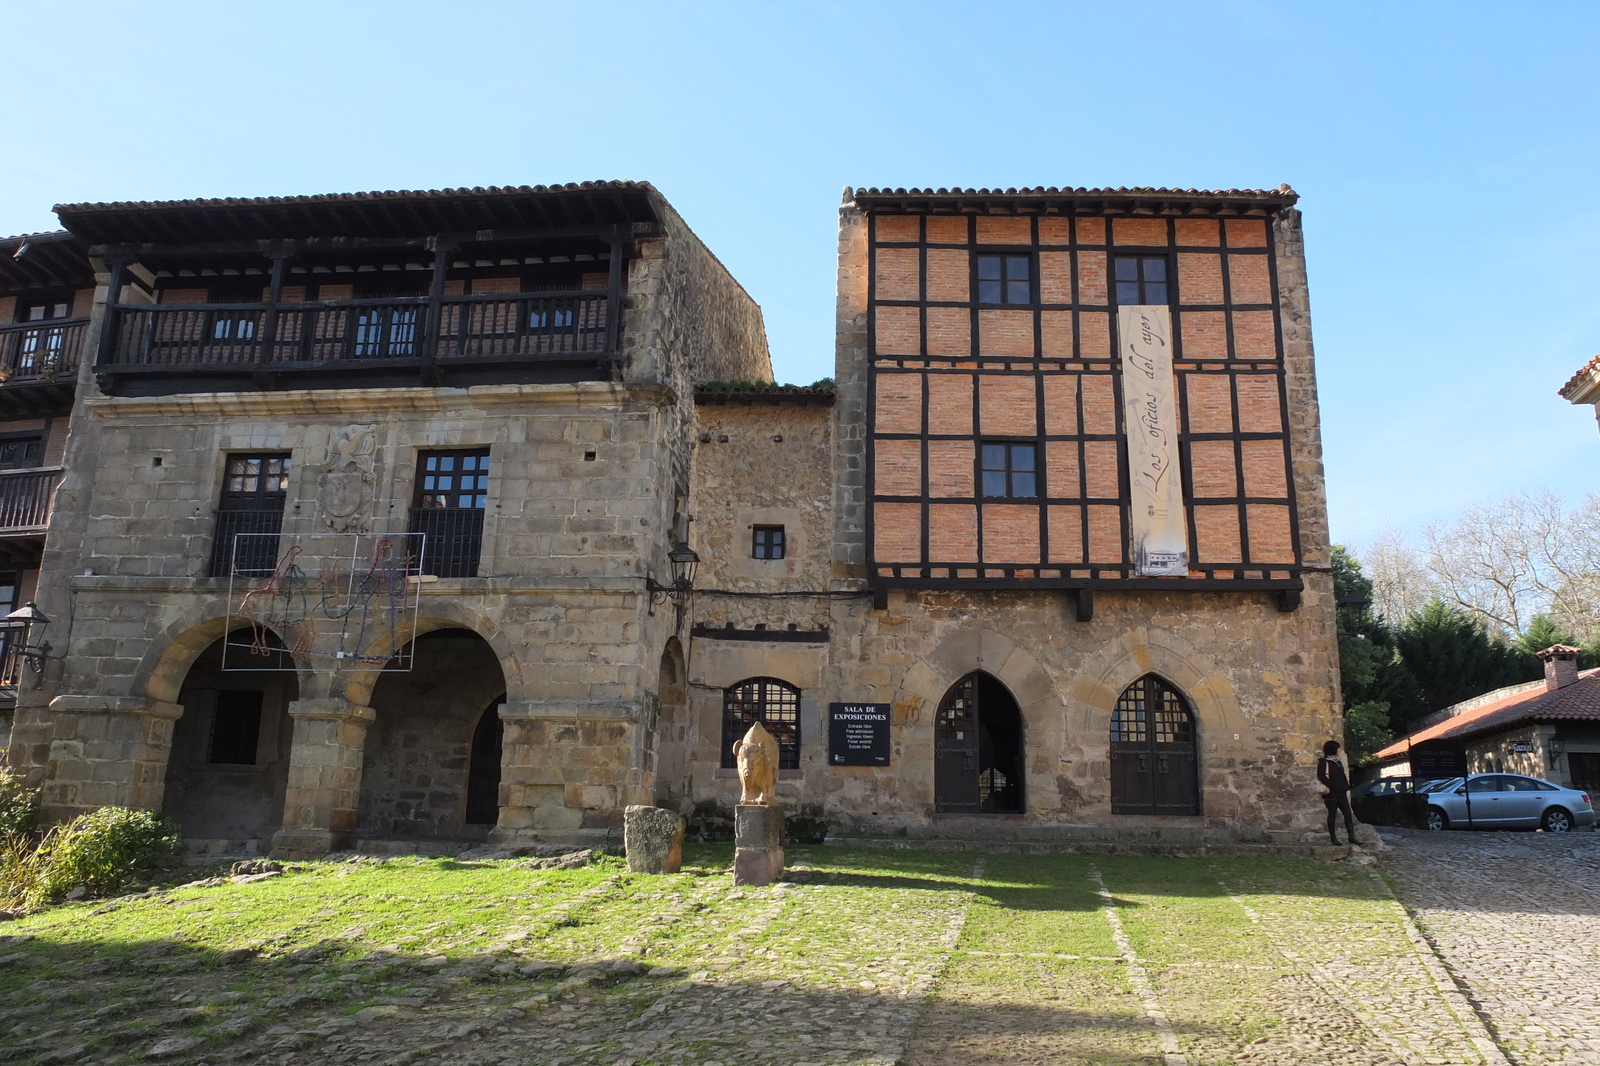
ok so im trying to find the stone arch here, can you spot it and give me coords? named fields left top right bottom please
left=652, top=637, right=692, bottom=809
left=1066, top=628, right=1245, bottom=819
left=341, top=603, right=521, bottom=709
left=896, top=627, right=1063, bottom=814
left=1066, top=628, right=1244, bottom=754
left=358, top=626, right=509, bottom=840
left=137, top=610, right=313, bottom=709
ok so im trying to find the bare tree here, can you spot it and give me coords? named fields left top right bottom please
left=1420, top=491, right=1600, bottom=640
left=1362, top=529, right=1434, bottom=625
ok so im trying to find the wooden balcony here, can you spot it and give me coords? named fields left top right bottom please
left=0, top=319, right=86, bottom=416
left=97, top=290, right=617, bottom=395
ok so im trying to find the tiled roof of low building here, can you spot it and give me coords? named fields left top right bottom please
left=1374, top=669, right=1600, bottom=759
left=848, top=184, right=1298, bottom=213
left=1560, top=354, right=1600, bottom=402
left=54, top=182, right=663, bottom=245
left=695, top=380, right=837, bottom=405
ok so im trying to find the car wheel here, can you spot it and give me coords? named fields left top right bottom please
left=1426, top=806, right=1448, bottom=831
left=1542, top=807, right=1573, bottom=833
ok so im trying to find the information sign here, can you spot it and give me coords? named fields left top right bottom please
left=829, top=702, right=891, bottom=766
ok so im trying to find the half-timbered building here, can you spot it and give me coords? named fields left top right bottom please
left=8, top=180, right=1341, bottom=853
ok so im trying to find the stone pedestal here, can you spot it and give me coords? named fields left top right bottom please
left=624, top=805, right=685, bottom=874
left=270, top=699, right=374, bottom=859
left=732, top=803, right=784, bottom=886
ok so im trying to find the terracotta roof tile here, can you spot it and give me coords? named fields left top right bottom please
left=1375, top=669, right=1600, bottom=759
left=849, top=184, right=1298, bottom=210
left=1560, top=354, right=1600, bottom=401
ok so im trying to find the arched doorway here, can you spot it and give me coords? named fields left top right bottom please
left=1110, top=674, right=1200, bottom=816
left=651, top=638, right=691, bottom=809
left=935, top=672, right=1024, bottom=814
left=358, top=628, right=507, bottom=840
left=162, top=626, right=298, bottom=846
left=465, top=698, right=504, bottom=826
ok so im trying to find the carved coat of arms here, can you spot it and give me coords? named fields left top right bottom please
left=319, top=424, right=377, bottom=532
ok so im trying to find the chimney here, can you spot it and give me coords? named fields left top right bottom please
left=1538, top=644, right=1581, bottom=692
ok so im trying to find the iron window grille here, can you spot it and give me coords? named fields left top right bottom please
left=977, top=254, right=1032, bottom=304
left=720, top=677, right=801, bottom=770
left=210, top=453, right=291, bottom=577
left=208, top=690, right=264, bottom=765
left=409, top=448, right=491, bottom=578
left=980, top=442, right=1038, bottom=498
left=752, top=525, right=786, bottom=560
left=1113, top=256, right=1170, bottom=305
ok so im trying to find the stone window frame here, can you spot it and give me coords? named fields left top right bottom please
left=751, top=524, right=786, bottom=560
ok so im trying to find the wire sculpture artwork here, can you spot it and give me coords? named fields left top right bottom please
left=222, top=533, right=424, bottom=672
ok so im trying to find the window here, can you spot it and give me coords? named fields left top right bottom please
left=0, top=573, right=18, bottom=686
left=410, top=449, right=491, bottom=578
left=980, top=443, right=1037, bottom=498
left=1466, top=775, right=1503, bottom=793
left=16, top=299, right=72, bottom=373
left=0, top=437, right=43, bottom=471
left=721, top=677, right=800, bottom=770
left=353, top=305, right=419, bottom=358
left=19, top=299, right=70, bottom=323
left=752, top=525, right=786, bottom=560
left=210, top=454, right=291, bottom=577
left=977, top=254, right=1032, bottom=304
left=1114, top=256, right=1169, bottom=305
left=208, top=690, right=264, bottom=765
left=211, top=314, right=258, bottom=341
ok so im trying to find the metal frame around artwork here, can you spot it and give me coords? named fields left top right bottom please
left=221, top=531, right=426, bottom=672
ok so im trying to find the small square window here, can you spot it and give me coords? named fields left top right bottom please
left=977, top=254, right=1032, bottom=305
left=980, top=443, right=1038, bottom=498
left=1114, top=256, right=1169, bottom=305
left=753, top=525, right=786, bottom=560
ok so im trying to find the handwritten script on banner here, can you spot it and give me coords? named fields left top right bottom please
left=1118, top=305, right=1188, bottom=577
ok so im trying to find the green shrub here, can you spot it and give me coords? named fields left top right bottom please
left=29, top=807, right=184, bottom=904
left=0, top=765, right=39, bottom=842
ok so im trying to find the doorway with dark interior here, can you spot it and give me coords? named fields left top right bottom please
left=935, top=671, right=1025, bottom=814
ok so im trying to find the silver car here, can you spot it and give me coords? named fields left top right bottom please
left=1421, top=773, right=1595, bottom=832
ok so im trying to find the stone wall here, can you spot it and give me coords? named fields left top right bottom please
left=162, top=635, right=296, bottom=845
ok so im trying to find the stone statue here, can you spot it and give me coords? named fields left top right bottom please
left=318, top=424, right=378, bottom=532
left=734, top=722, right=779, bottom=806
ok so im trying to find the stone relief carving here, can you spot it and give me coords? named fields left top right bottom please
left=318, top=424, right=378, bottom=532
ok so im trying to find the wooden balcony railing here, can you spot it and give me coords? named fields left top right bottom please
left=0, top=319, right=88, bottom=383
left=0, top=469, right=60, bottom=532
left=106, top=291, right=613, bottom=371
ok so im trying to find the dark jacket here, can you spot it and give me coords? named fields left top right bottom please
left=1317, top=755, right=1350, bottom=796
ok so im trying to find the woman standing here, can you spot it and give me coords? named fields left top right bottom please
left=1318, top=739, right=1356, bottom=846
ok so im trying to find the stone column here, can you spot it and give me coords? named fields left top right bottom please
left=39, top=695, right=183, bottom=821
left=270, top=698, right=374, bottom=860
left=491, top=699, right=640, bottom=847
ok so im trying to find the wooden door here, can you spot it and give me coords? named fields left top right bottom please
left=1111, top=676, right=1199, bottom=816
left=936, top=676, right=981, bottom=813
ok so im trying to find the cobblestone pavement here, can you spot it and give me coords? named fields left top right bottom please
left=1383, top=828, right=1600, bottom=1066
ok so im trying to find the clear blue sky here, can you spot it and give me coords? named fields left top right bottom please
left=3, top=1, right=1596, bottom=547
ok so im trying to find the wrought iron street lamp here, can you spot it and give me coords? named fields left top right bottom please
left=646, top=542, right=700, bottom=617
left=3, top=602, right=52, bottom=688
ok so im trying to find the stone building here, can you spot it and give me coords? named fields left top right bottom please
left=679, top=186, right=1341, bottom=842
left=1374, top=646, right=1600, bottom=793
left=9, top=180, right=1342, bottom=853
left=1561, top=353, right=1600, bottom=431
left=0, top=231, right=93, bottom=723
left=9, top=183, right=770, bottom=856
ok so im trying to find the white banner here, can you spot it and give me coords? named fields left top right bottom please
left=1119, top=305, right=1188, bottom=576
